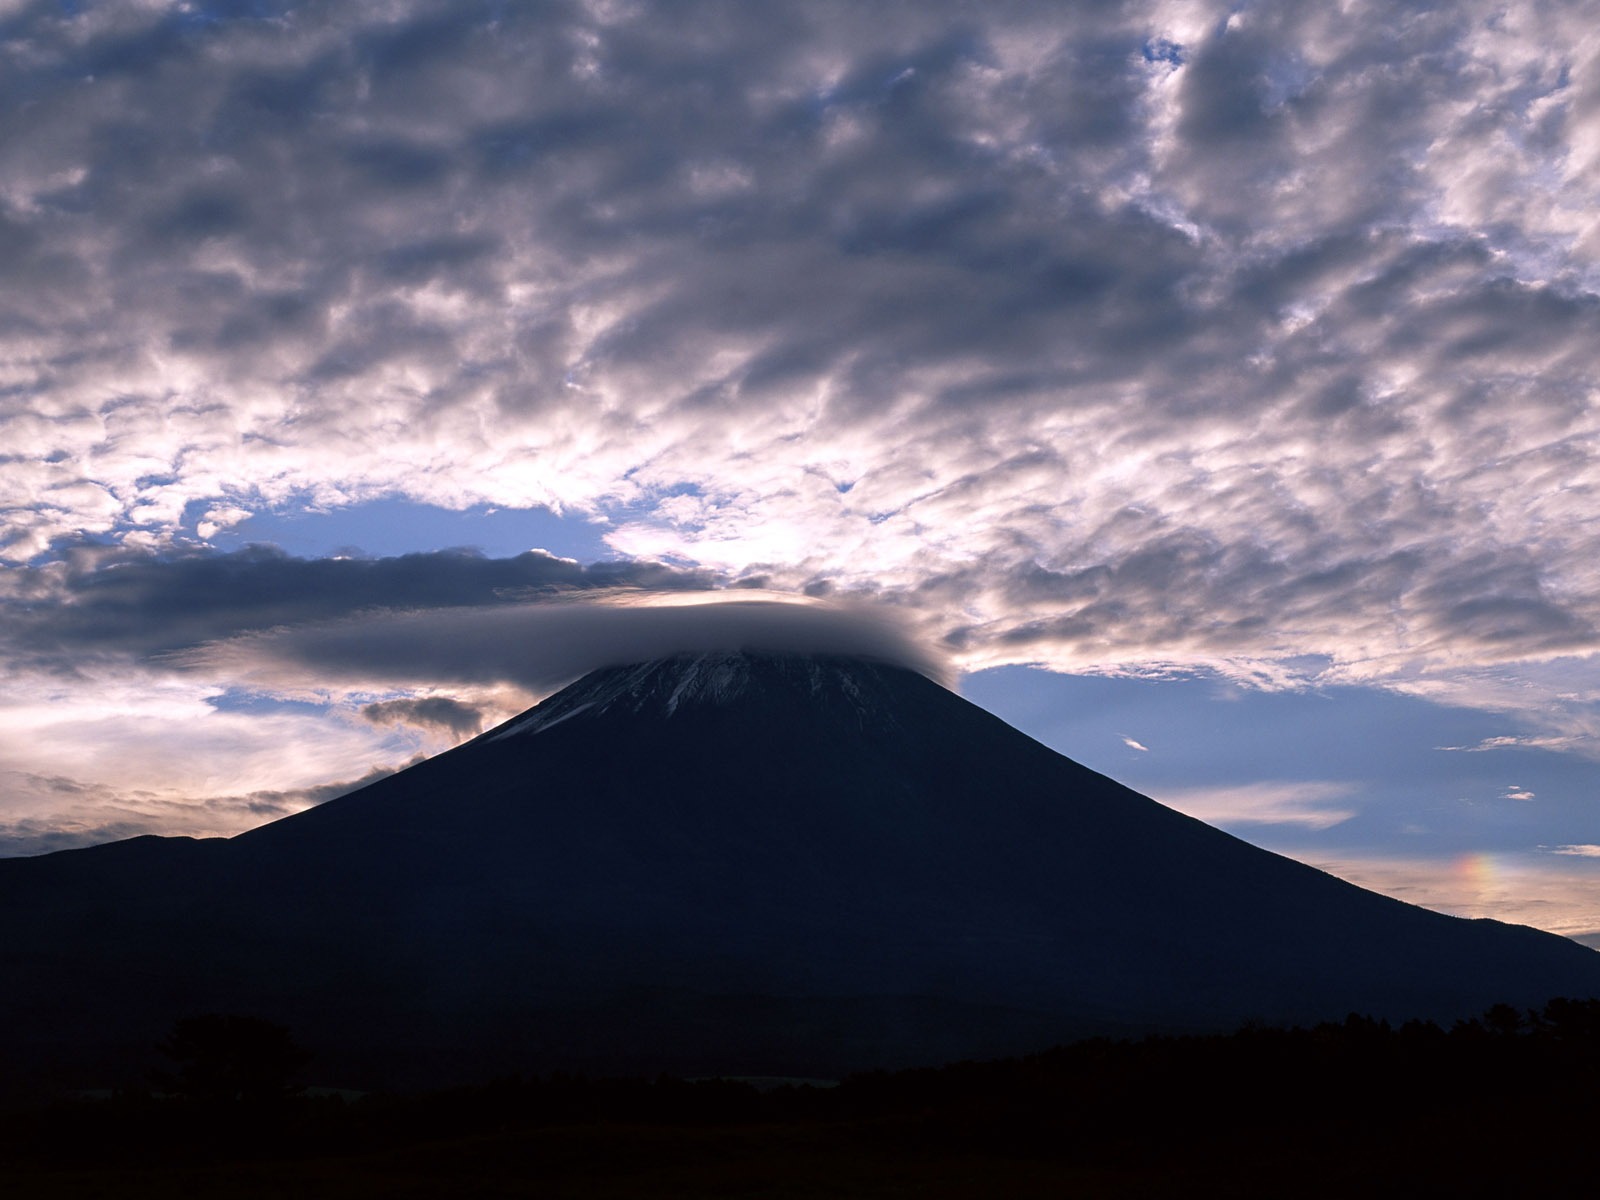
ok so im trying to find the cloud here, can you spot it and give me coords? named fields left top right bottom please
left=1, top=543, right=713, bottom=670
left=0, top=0, right=1593, bottom=705
left=1120, top=735, right=1150, bottom=753
left=0, top=762, right=404, bottom=857
left=1401, top=658, right=1600, bottom=762
left=1310, top=852, right=1600, bottom=950
left=1151, top=781, right=1358, bottom=831
left=183, top=592, right=951, bottom=694
left=0, top=545, right=939, bottom=849
left=362, top=696, right=485, bottom=738
left=1438, top=735, right=1586, bottom=754
left=1550, top=845, right=1600, bottom=859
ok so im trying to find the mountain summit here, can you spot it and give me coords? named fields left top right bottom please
left=485, top=650, right=908, bottom=735
left=4, top=650, right=1599, bottom=1095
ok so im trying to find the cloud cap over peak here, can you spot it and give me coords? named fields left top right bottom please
left=186, top=592, right=952, bottom=695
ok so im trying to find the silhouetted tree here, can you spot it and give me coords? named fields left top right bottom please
left=153, top=1013, right=309, bottom=1105
left=1482, top=1003, right=1527, bottom=1037
left=1541, top=996, right=1600, bottom=1043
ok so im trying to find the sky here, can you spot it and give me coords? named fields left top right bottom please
left=3, top=0, right=1600, bottom=944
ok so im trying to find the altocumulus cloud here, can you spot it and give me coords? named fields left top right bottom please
left=4, top=0, right=1600, bottom=844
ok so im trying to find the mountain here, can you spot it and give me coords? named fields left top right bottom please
left=4, top=650, right=1599, bottom=1097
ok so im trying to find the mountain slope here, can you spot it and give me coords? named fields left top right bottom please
left=4, top=651, right=1598, bottom=1095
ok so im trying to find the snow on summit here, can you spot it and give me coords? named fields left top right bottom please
left=488, top=650, right=918, bottom=741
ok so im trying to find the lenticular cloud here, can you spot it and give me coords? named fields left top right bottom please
left=185, top=593, right=952, bottom=694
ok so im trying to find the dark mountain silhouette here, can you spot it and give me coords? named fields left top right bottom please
left=4, top=651, right=1599, bottom=1096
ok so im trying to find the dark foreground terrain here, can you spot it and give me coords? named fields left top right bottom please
left=5, top=1000, right=1599, bottom=1198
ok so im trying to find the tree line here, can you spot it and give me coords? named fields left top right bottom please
left=4, top=1000, right=1599, bottom=1195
